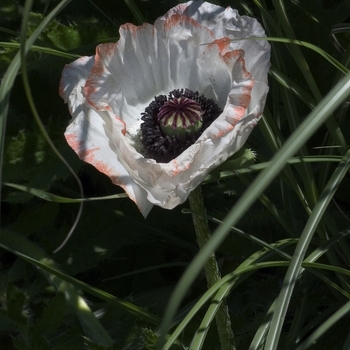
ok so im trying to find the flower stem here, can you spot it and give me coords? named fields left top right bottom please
left=188, top=186, right=236, bottom=350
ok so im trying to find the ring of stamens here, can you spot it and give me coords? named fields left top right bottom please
left=140, top=88, right=222, bottom=163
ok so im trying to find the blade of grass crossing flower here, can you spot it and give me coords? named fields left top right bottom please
left=295, top=300, right=350, bottom=350
left=20, top=0, right=85, bottom=253
left=265, top=148, right=350, bottom=349
left=157, top=72, right=350, bottom=349
left=254, top=0, right=284, bottom=37
left=252, top=37, right=349, bottom=76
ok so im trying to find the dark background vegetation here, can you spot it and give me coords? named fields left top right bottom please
left=1, top=0, right=350, bottom=349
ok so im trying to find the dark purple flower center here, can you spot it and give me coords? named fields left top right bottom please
left=140, top=88, right=222, bottom=163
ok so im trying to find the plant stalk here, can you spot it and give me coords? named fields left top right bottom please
left=189, top=186, right=236, bottom=350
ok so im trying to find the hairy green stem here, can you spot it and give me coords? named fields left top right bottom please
left=189, top=186, right=236, bottom=350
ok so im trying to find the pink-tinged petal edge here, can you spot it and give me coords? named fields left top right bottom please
left=84, top=43, right=117, bottom=112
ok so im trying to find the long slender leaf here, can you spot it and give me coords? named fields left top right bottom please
left=157, top=71, right=350, bottom=349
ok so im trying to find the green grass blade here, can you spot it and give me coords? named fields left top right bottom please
left=269, top=65, right=317, bottom=108
left=0, top=230, right=161, bottom=326
left=4, top=182, right=128, bottom=202
left=19, top=0, right=85, bottom=253
left=163, top=241, right=295, bottom=350
left=157, top=71, right=350, bottom=349
left=265, top=148, right=350, bottom=349
left=295, top=300, right=350, bottom=350
left=0, top=230, right=114, bottom=346
left=0, top=42, right=81, bottom=59
left=0, top=0, right=73, bottom=221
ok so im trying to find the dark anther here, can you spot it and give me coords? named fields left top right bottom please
left=140, top=88, right=222, bottom=163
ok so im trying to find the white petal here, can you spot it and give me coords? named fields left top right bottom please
left=83, top=14, right=231, bottom=128
left=60, top=57, right=153, bottom=217
left=163, top=1, right=271, bottom=83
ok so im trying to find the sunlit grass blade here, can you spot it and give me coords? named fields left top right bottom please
left=0, top=42, right=81, bottom=59
left=4, top=182, right=128, bottom=202
left=265, top=148, right=350, bottom=349
left=157, top=70, right=350, bottom=349
left=241, top=37, right=348, bottom=75
left=203, top=156, right=344, bottom=185
left=163, top=240, right=296, bottom=350
left=189, top=258, right=350, bottom=350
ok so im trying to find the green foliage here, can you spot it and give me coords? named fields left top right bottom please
left=1, top=0, right=350, bottom=349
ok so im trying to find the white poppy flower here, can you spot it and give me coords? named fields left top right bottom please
left=59, top=1, right=271, bottom=217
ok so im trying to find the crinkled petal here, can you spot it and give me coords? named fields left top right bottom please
left=60, top=57, right=153, bottom=217
left=162, top=1, right=271, bottom=82
left=84, top=15, right=221, bottom=127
